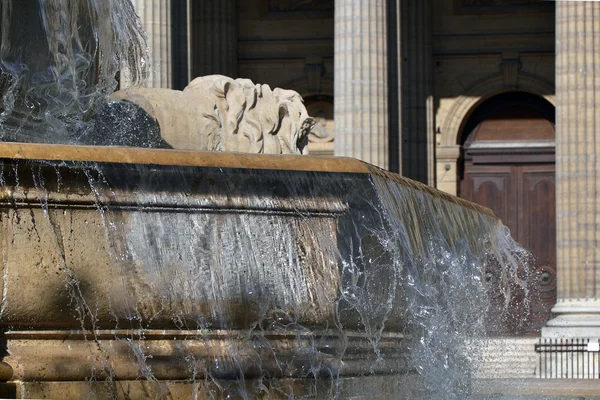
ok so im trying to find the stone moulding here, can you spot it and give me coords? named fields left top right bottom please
left=5, top=329, right=406, bottom=382
left=0, top=157, right=345, bottom=329
left=0, top=142, right=496, bottom=218
left=0, top=142, right=412, bottom=397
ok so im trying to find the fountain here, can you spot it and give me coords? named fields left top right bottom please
left=0, top=1, right=530, bottom=399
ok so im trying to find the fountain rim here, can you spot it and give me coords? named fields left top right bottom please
left=0, top=142, right=369, bottom=173
left=0, top=142, right=498, bottom=219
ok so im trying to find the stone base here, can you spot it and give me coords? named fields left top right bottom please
left=469, top=337, right=539, bottom=379
left=8, top=377, right=600, bottom=399
left=543, top=314, right=600, bottom=338
left=2, top=374, right=422, bottom=399
left=540, top=303, right=600, bottom=378
left=0, top=329, right=410, bottom=399
left=543, top=301, right=600, bottom=337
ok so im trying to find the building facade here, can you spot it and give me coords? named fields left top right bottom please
left=130, top=0, right=600, bottom=344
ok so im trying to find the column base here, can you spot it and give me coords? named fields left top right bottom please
left=538, top=301, right=600, bottom=378
left=542, top=300, right=600, bottom=338
left=542, top=314, right=600, bottom=338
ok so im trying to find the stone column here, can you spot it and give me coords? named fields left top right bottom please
left=400, top=0, right=434, bottom=185
left=190, top=0, right=237, bottom=78
left=131, top=0, right=173, bottom=88
left=334, top=0, right=389, bottom=169
left=543, top=2, right=600, bottom=338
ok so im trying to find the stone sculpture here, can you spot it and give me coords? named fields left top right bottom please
left=109, top=75, right=315, bottom=154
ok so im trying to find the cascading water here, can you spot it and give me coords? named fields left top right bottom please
left=0, top=1, right=534, bottom=399
left=365, top=169, right=530, bottom=398
left=0, top=153, right=530, bottom=399
left=0, top=0, right=148, bottom=143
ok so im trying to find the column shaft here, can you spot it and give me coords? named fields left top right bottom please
left=334, top=0, right=389, bottom=169
left=544, top=1, right=600, bottom=337
left=190, top=0, right=237, bottom=78
left=131, top=0, right=173, bottom=88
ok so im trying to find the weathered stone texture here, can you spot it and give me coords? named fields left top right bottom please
left=432, top=0, right=555, bottom=194
left=111, top=75, right=315, bottom=154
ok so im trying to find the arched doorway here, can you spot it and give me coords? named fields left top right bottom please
left=459, top=92, right=556, bottom=335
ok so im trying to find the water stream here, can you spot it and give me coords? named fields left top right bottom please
left=0, top=158, right=530, bottom=399
left=0, top=0, right=148, bottom=143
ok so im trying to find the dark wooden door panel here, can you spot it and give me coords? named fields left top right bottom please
left=460, top=96, right=556, bottom=335
left=518, top=165, right=557, bottom=330
left=519, top=166, right=556, bottom=268
left=462, top=165, right=517, bottom=235
left=461, top=162, right=556, bottom=335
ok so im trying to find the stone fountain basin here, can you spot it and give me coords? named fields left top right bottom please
left=0, top=143, right=496, bottom=393
left=0, top=144, right=358, bottom=329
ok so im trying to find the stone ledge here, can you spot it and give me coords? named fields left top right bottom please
left=3, top=329, right=407, bottom=382
left=0, top=142, right=370, bottom=173
left=4, top=373, right=423, bottom=400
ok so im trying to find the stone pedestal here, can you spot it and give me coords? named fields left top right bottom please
left=543, top=1, right=600, bottom=339
left=190, top=0, right=237, bottom=78
left=333, top=0, right=389, bottom=169
left=131, top=0, right=173, bottom=88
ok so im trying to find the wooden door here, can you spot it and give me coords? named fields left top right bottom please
left=461, top=162, right=556, bottom=335
left=517, top=164, right=556, bottom=331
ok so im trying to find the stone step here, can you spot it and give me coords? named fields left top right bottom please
left=469, top=337, right=539, bottom=379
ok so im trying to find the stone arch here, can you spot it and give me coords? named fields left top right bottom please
left=439, top=73, right=554, bottom=147
left=460, top=91, right=555, bottom=146
left=435, top=73, right=554, bottom=195
left=279, top=77, right=334, bottom=100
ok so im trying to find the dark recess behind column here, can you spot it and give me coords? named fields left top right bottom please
left=400, top=0, right=433, bottom=184
left=387, top=0, right=401, bottom=174
left=172, top=1, right=189, bottom=90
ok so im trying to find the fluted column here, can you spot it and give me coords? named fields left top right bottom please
left=334, top=0, right=389, bottom=169
left=190, top=0, right=237, bottom=78
left=543, top=2, right=600, bottom=338
left=131, top=0, right=173, bottom=88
